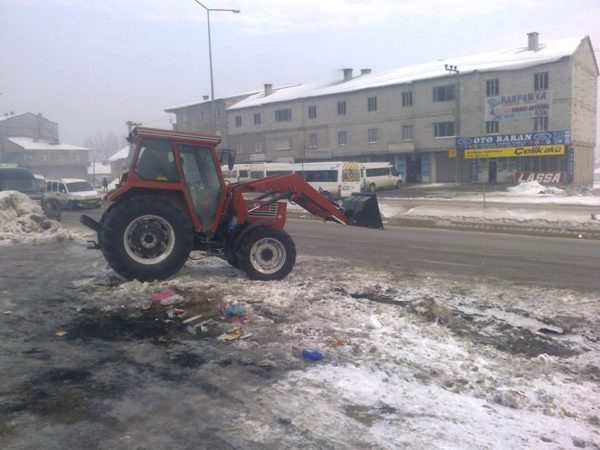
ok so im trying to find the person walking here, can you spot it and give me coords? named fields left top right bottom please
left=102, top=177, right=108, bottom=192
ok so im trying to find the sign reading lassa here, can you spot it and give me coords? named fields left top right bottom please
left=464, top=144, right=565, bottom=159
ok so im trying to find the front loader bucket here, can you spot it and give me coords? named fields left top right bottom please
left=341, top=193, right=383, bottom=229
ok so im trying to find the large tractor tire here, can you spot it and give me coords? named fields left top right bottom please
left=100, top=195, right=193, bottom=281
left=238, top=227, right=296, bottom=281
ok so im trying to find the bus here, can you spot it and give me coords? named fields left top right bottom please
left=360, top=162, right=402, bottom=192
left=292, top=161, right=361, bottom=199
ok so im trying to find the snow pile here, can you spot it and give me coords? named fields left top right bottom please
left=0, top=191, right=75, bottom=245
left=507, top=181, right=564, bottom=196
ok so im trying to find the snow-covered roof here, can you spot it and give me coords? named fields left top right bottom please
left=228, top=35, right=587, bottom=110
left=0, top=113, right=28, bottom=122
left=165, top=90, right=260, bottom=111
left=88, top=162, right=111, bottom=175
left=0, top=112, right=58, bottom=124
left=108, top=145, right=130, bottom=162
left=7, top=137, right=89, bottom=151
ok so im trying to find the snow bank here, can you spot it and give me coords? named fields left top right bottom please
left=507, top=180, right=564, bottom=196
left=0, top=191, right=75, bottom=245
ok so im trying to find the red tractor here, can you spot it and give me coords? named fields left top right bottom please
left=81, top=127, right=382, bottom=281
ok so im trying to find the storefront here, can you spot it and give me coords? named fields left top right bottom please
left=456, top=131, right=572, bottom=185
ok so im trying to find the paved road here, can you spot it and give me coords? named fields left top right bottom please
left=63, top=207, right=600, bottom=292
left=286, top=219, right=600, bottom=292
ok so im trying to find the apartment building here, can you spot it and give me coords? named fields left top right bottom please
left=224, top=33, right=597, bottom=185
left=0, top=112, right=90, bottom=179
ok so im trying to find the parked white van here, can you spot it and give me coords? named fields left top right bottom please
left=361, top=162, right=402, bottom=192
left=292, top=161, right=361, bottom=199
left=46, top=178, right=103, bottom=209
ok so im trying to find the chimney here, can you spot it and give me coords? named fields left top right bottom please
left=343, top=68, right=353, bottom=81
left=527, top=32, right=539, bottom=51
left=360, top=68, right=372, bottom=75
left=264, top=83, right=273, bottom=96
left=203, top=95, right=209, bottom=101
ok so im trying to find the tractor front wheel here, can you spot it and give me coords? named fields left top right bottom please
left=239, top=227, right=296, bottom=280
left=100, top=195, right=193, bottom=281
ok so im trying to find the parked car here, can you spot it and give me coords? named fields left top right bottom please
left=360, top=162, right=403, bottom=192
left=45, top=178, right=103, bottom=209
left=0, top=167, right=61, bottom=219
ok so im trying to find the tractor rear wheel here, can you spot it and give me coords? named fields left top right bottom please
left=100, top=195, right=193, bottom=281
left=239, top=227, right=296, bottom=280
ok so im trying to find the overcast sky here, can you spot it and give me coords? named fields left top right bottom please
left=1, top=0, right=599, bottom=152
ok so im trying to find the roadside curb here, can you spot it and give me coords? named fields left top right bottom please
left=286, top=210, right=600, bottom=240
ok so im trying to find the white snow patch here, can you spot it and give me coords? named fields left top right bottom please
left=0, top=191, right=77, bottom=245
left=507, top=180, right=564, bottom=196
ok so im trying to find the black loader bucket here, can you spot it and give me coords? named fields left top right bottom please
left=341, top=193, right=383, bottom=229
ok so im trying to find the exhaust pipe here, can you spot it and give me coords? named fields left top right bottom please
left=341, top=193, right=383, bottom=229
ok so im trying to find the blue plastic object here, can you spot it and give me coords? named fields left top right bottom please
left=302, top=349, right=322, bottom=361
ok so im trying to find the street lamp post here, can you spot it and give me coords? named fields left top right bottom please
left=445, top=64, right=460, bottom=184
left=192, top=0, right=240, bottom=135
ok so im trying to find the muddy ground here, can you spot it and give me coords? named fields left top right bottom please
left=1, top=237, right=599, bottom=449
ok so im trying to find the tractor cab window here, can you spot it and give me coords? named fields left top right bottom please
left=179, top=144, right=222, bottom=227
left=135, top=139, right=179, bottom=182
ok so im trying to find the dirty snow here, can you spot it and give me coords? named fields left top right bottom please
left=0, top=191, right=76, bottom=245
left=67, top=255, right=600, bottom=448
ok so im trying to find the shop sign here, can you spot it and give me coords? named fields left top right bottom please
left=464, top=144, right=565, bottom=159
left=448, top=148, right=457, bottom=158
left=515, top=172, right=565, bottom=184
left=250, top=153, right=266, bottom=162
left=305, top=148, right=332, bottom=159
left=486, top=90, right=552, bottom=121
left=457, top=130, right=570, bottom=150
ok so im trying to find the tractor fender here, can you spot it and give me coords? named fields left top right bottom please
left=230, top=221, right=271, bottom=253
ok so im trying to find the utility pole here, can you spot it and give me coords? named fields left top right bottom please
left=445, top=64, right=460, bottom=184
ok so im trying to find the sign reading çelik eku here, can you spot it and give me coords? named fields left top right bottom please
left=464, top=144, right=565, bottom=159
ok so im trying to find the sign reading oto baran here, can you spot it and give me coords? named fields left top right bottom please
left=464, top=144, right=565, bottom=159
left=515, top=172, right=566, bottom=184
left=486, top=90, right=551, bottom=121
left=456, top=131, right=570, bottom=150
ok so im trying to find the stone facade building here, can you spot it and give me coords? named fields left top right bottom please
left=0, top=112, right=90, bottom=179
left=166, top=33, right=598, bottom=185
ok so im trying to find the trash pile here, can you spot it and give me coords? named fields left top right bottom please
left=0, top=191, right=74, bottom=245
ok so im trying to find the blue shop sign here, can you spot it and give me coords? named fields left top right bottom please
left=456, top=130, right=570, bottom=150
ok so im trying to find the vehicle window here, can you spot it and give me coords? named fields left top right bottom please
left=301, top=170, right=337, bottom=182
left=0, top=177, right=37, bottom=193
left=238, top=170, right=249, bottom=178
left=66, top=181, right=93, bottom=192
left=51, top=181, right=58, bottom=192
left=179, top=144, right=222, bottom=226
left=59, top=183, right=67, bottom=193
left=135, top=138, right=179, bottom=182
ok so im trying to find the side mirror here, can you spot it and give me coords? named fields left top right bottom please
left=220, top=148, right=236, bottom=170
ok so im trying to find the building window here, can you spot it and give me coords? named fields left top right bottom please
left=402, top=125, right=414, bottom=140
left=534, top=116, right=549, bottom=131
left=254, top=113, right=261, bottom=125
left=338, top=131, right=347, bottom=146
left=486, top=79, right=499, bottom=96
left=433, top=85, right=455, bottom=102
left=275, top=109, right=292, bottom=122
left=309, top=134, right=318, bottom=148
left=368, top=128, right=379, bottom=143
left=275, top=137, right=292, bottom=150
left=534, top=72, right=549, bottom=90
left=367, top=96, right=378, bottom=112
left=402, top=91, right=413, bottom=107
left=308, top=105, right=317, bottom=119
left=255, top=141, right=264, bottom=153
left=433, top=121, right=455, bottom=137
left=485, top=120, right=499, bottom=134
left=235, top=115, right=242, bottom=127
left=236, top=143, right=243, bottom=154
left=337, top=101, right=347, bottom=115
